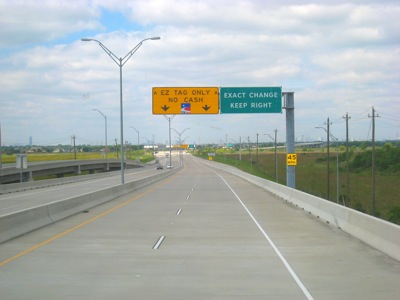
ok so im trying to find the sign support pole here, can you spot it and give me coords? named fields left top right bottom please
left=283, top=92, right=295, bottom=188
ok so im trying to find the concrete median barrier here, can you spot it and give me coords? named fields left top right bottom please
left=0, top=206, right=53, bottom=244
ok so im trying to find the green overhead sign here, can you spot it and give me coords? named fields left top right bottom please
left=220, top=87, right=282, bottom=114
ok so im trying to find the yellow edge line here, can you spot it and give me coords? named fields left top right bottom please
left=0, top=174, right=177, bottom=267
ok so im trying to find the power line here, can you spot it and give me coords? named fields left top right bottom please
left=378, top=111, right=399, bottom=121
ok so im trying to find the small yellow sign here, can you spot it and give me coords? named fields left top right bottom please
left=287, top=153, right=297, bottom=166
left=208, top=156, right=213, bottom=161
left=152, top=87, right=219, bottom=114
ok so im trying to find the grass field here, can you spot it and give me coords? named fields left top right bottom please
left=200, top=150, right=400, bottom=225
left=1, top=152, right=105, bottom=163
left=0, top=151, right=153, bottom=164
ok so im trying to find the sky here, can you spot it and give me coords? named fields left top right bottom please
left=1, top=0, right=399, bottom=147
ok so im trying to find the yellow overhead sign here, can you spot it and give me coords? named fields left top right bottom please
left=152, top=87, right=219, bottom=114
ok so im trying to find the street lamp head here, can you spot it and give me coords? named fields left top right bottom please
left=81, top=38, right=92, bottom=42
left=93, top=108, right=106, bottom=118
left=150, top=37, right=161, bottom=40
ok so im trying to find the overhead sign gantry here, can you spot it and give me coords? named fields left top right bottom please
left=152, top=86, right=295, bottom=188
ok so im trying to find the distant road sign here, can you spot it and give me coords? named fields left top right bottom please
left=220, top=87, right=282, bottom=114
left=287, top=153, right=297, bottom=166
left=152, top=87, right=219, bottom=114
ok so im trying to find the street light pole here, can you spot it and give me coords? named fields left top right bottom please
left=81, top=36, right=160, bottom=184
left=130, top=127, right=140, bottom=162
left=172, top=128, right=190, bottom=167
left=93, top=109, right=108, bottom=168
left=172, top=128, right=190, bottom=144
left=164, top=115, right=175, bottom=168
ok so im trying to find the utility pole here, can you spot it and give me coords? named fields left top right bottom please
left=343, top=113, right=351, bottom=206
left=239, top=137, right=242, bottom=161
left=248, top=136, right=252, bottom=173
left=326, top=118, right=332, bottom=200
left=274, top=129, right=278, bottom=183
left=369, top=107, right=379, bottom=215
left=256, top=133, right=259, bottom=168
left=264, top=131, right=278, bottom=182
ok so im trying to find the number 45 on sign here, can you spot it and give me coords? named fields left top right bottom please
left=287, top=154, right=297, bottom=166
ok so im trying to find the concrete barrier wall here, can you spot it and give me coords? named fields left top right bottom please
left=0, top=206, right=54, bottom=244
left=0, top=168, right=181, bottom=244
left=203, top=159, right=400, bottom=262
left=0, top=170, right=123, bottom=194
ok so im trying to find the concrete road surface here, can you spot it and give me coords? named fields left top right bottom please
left=0, top=155, right=399, bottom=299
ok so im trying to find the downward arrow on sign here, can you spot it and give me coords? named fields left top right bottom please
left=161, top=105, right=170, bottom=111
left=202, top=105, right=211, bottom=111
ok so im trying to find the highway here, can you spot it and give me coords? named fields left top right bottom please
left=0, top=155, right=399, bottom=299
left=0, top=162, right=170, bottom=216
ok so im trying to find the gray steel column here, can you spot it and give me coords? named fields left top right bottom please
left=119, top=62, right=124, bottom=184
left=284, top=92, right=295, bottom=188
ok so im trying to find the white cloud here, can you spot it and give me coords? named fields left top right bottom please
left=0, top=0, right=100, bottom=48
left=0, top=0, right=399, bottom=145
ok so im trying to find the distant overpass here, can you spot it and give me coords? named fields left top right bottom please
left=294, top=141, right=325, bottom=148
left=0, top=159, right=143, bottom=184
left=257, top=141, right=324, bottom=150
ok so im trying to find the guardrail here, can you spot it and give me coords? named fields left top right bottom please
left=202, top=159, right=400, bottom=262
left=0, top=167, right=182, bottom=244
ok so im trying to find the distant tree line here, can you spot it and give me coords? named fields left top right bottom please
left=350, top=143, right=400, bottom=173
